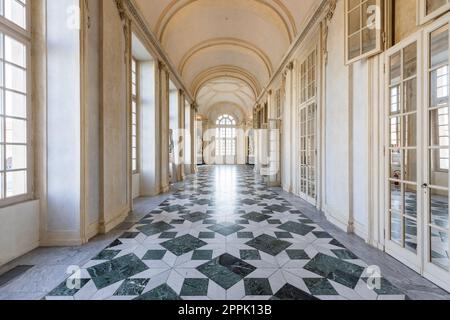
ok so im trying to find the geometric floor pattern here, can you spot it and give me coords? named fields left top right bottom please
left=45, top=166, right=407, bottom=300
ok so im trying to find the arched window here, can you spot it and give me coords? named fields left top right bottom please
left=216, top=115, right=236, bottom=158
left=216, top=114, right=236, bottom=126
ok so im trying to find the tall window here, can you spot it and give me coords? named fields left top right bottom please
left=345, top=0, right=383, bottom=64
left=0, top=0, right=29, bottom=202
left=216, top=115, right=236, bottom=157
left=419, top=0, right=450, bottom=25
left=131, top=58, right=139, bottom=173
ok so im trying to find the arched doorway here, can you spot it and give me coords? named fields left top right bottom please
left=215, top=114, right=237, bottom=164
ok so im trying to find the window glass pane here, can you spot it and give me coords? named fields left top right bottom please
left=348, top=32, right=361, bottom=60
left=5, top=35, right=25, bottom=67
left=3, top=0, right=27, bottom=29
left=6, top=144, right=26, bottom=169
left=362, top=27, right=376, bottom=54
left=348, top=7, right=360, bottom=35
left=6, top=169, right=26, bottom=197
left=5, top=90, right=26, bottom=118
left=430, top=26, right=449, bottom=69
left=5, top=63, right=26, bottom=93
left=426, top=0, right=448, bottom=15
left=403, top=43, right=417, bottom=78
left=5, top=117, right=26, bottom=143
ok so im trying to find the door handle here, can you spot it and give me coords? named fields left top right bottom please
left=421, top=183, right=428, bottom=189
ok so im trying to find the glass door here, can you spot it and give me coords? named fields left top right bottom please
left=385, top=34, right=422, bottom=271
left=297, top=49, right=317, bottom=205
left=384, top=16, right=450, bottom=291
left=423, top=18, right=450, bottom=290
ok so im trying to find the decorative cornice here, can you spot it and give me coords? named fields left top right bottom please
left=123, top=0, right=194, bottom=103
left=326, top=0, right=337, bottom=22
left=254, top=0, right=329, bottom=106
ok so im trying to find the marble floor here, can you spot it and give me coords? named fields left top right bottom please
left=1, top=165, right=450, bottom=300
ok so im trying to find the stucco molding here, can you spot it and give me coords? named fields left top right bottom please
left=254, top=0, right=329, bottom=106
left=123, top=0, right=195, bottom=103
left=191, top=65, right=261, bottom=99
left=155, top=0, right=296, bottom=43
left=179, top=37, right=274, bottom=77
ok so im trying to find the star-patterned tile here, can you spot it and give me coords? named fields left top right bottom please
left=45, top=166, right=408, bottom=300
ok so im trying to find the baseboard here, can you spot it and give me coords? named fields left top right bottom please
left=99, top=207, right=130, bottom=234
left=40, top=230, right=83, bottom=247
left=324, top=207, right=352, bottom=233
left=0, top=241, right=39, bottom=267
left=87, top=222, right=99, bottom=240
left=353, top=220, right=369, bottom=241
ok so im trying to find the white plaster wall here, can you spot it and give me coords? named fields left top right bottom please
left=324, top=0, right=350, bottom=227
left=46, top=0, right=81, bottom=234
left=101, top=0, right=129, bottom=228
left=0, top=201, right=39, bottom=266
left=87, top=0, right=101, bottom=228
left=352, top=59, right=370, bottom=236
left=140, top=60, right=159, bottom=196
left=132, top=174, right=141, bottom=199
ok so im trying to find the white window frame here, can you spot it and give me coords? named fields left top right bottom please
left=131, top=58, right=140, bottom=174
left=0, top=0, right=32, bottom=208
left=418, top=0, right=450, bottom=25
left=345, top=0, right=384, bottom=65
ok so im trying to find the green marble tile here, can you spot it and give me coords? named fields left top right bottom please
left=87, top=254, right=149, bottom=289
left=161, top=234, right=207, bottom=256
left=137, top=221, right=174, bottom=236
left=244, top=278, right=273, bottom=296
left=197, top=254, right=256, bottom=290
left=237, top=232, right=254, bottom=239
left=275, top=232, right=293, bottom=239
left=286, top=250, right=309, bottom=260
left=246, top=234, right=292, bottom=256
left=142, top=250, right=167, bottom=260
left=304, top=278, right=338, bottom=296
left=92, top=250, right=120, bottom=261
left=240, top=250, right=261, bottom=260
left=180, top=278, right=209, bottom=296
left=134, top=284, right=181, bottom=300
left=304, top=253, right=365, bottom=289
left=278, top=221, right=315, bottom=236
left=241, top=212, right=271, bottom=223
left=114, top=279, right=149, bottom=296
left=159, top=232, right=178, bottom=239
left=192, top=250, right=213, bottom=261
left=199, top=232, right=215, bottom=239
left=332, top=249, right=359, bottom=260
left=47, top=279, right=90, bottom=296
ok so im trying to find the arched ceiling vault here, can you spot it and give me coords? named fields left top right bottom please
left=134, top=0, right=318, bottom=117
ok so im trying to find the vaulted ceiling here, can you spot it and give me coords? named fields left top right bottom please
left=134, top=0, right=317, bottom=118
